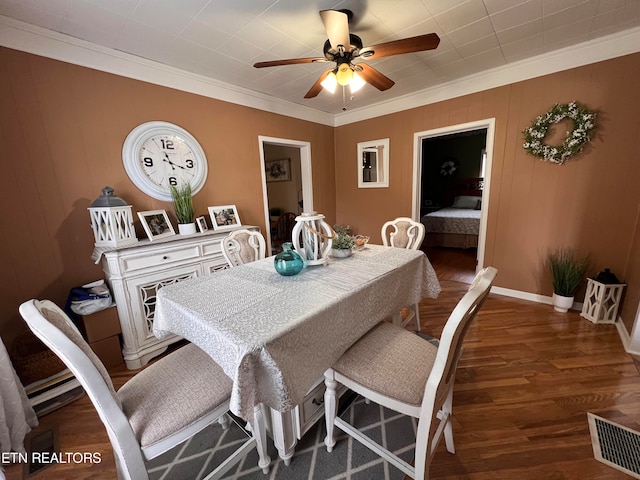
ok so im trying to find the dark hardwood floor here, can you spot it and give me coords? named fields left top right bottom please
left=423, top=246, right=478, bottom=284
left=6, top=252, right=640, bottom=479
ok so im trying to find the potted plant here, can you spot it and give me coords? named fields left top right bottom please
left=331, top=225, right=355, bottom=258
left=548, top=247, right=589, bottom=312
left=170, top=183, right=196, bottom=234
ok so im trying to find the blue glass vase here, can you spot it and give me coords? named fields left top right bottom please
left=274, top=242, right=304, bottom=276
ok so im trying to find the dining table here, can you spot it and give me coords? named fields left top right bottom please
left=153, top=243, right=441, bottom=463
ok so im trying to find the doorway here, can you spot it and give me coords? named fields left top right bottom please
left=412, top=119, right=495, bottom=281
left=259, top=136, right=313, bottom=255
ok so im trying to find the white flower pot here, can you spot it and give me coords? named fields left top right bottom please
left=552, top=293, right=574, bottom=313
left=178, top=223, right=197, bottom=235
left=331, top=248, right=352, bottom=258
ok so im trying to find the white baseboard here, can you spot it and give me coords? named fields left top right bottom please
left=490, top=286, right=583, bottom=311
left=490, top=286, right=639, bottom=356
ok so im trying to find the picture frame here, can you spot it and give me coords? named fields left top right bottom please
left=196, top=216, right=208, bottom=232
left=208, top=205, right=241, bottom=231
left=265, top=158, right=291, bottom=182
left=137, top=210, right=175, bottom=241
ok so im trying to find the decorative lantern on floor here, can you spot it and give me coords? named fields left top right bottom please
left=88, top=186, right=138, bottom=248
left=580, top=269, right=626, bottom=324
left=291, top=212, right=333, bottom=266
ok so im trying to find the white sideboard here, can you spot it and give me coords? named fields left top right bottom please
left=95, top=226, right=257, bottom=369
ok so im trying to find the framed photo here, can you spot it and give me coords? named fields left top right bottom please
left=137, top=210, right=175, bottom=241
left=208, top=205, right=241, bottom=231
left=265, top=158, right=291, bottom=182
left=196, top=216, right=208, bottom=232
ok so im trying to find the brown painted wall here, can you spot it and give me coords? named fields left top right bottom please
left=2, top=46, right=640, bottom=349
left=0, top=47, right=335, bottom=346
left=335, top=53, right=640, bottom=314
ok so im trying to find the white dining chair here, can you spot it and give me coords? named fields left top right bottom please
left=381, top=217, right=426, bottom=331
left=221, top=229, right=266, bottom=267
left=19, top=299, right=271, bottom=480
left=323, top=267, right=497, bottom=480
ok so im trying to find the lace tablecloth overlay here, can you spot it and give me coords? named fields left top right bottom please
left=154, top=244, right=441, bottom=420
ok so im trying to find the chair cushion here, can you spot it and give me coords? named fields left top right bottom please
left=117, top=343, right=233, bottom=450
left=333, top=322, right=438, bottom=407
left=392, top=221, right=412, bottom=248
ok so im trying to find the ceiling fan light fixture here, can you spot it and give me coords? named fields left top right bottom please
left=335, top=63, right=354, bottom=86
left=350, top=72, right=366, bottom=93
left=321, top=71, right=338, bottom=93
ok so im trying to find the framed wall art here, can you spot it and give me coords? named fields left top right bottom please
left=265, top=158, right=291, bottom=182
left=196, top=216, right=208, bottom=232
left=208, top=205, right=241, bottom=231
left=137, top=210, right=175, bottom=241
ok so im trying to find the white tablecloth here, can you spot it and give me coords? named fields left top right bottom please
left=154, top=245, right=440, bottom=420
left=0, top=337, right=38, bottom=454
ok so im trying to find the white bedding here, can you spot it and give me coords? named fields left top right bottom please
left=421, top=207, right=480, bottom=235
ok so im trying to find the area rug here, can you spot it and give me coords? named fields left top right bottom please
left=147, top=396, right=417, bottom=480
left=587, top=412, right=640, bottom=479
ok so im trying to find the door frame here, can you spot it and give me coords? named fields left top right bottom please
left=411, top=118, right=496, bottom=273
left=259, top=136, right=313, bottom=254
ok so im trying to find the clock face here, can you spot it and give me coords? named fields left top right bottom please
left=123, top=122, right=207, bottom=201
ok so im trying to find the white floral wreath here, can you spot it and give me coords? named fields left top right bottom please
left=523, top=101, right=597, bottom=165
left=440, top=159, right=458, bottom=176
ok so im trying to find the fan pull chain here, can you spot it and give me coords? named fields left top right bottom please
left=342, top=85, right=347, bottom=111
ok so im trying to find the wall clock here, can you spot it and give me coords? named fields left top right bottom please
left=122, top=121, right=208, bottom=201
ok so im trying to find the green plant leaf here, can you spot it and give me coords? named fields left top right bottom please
left=548, top=248, right=589, bottom=296
left=170, top=183, right=195, bottom=224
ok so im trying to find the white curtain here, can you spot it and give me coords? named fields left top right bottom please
left=0, top=337, right=38, bottom=453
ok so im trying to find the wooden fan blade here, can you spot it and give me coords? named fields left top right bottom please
left=304, top=70, right=333, bottom=99
left=362, top=33, right=440, bottom=60
left=254, top=57, right=327, bottom=68
left=357, top=64, right=395, bottom=91
left=320, top=10, right=350, bottom=51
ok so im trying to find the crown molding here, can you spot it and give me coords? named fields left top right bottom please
left=334, top=26, right=640, bottom=126
left=0, top=15, right=335, bottom=127
left=2, top=15, right=639, bottom=128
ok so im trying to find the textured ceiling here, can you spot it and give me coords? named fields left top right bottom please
left=1, top=0, right=640, bottom=116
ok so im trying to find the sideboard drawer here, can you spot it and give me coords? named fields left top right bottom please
left=297, top=380, right=326, bottom=437
left=201, top=239, right=224, bottom=257
left=121, top=245, right=201, bottom=272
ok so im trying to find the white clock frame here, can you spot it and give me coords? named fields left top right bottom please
left=122, top=121, right=208, bottom=201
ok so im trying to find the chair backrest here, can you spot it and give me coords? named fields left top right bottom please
left=273, top=212, right=297, bottom=243
left=381, top=217, right=425, bottom=250
left=222, top=229, right=266, bottom=267
left=19, top=300, right=148, bottom=480
left=414, top=267, right=497, bottom=476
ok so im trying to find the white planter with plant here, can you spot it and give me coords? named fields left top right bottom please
left=548, top=248, right=589, bottom=312
left=331, top=225, right=355, bottom=258
left=170, top=184, right=196, bottom=235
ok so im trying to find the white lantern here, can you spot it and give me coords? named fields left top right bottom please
left=88, top=186, right=138, bottom=248
left=291, top=212, right=333, bottom=266
left=580, top=269, right=626, bottom=324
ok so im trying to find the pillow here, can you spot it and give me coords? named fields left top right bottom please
left=452, top=195, right=481, bottom=209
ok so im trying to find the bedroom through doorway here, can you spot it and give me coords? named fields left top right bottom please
left=412, top=119, right=495, bottom=284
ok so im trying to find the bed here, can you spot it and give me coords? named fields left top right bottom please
left=421, top=178, right=483, bottom=249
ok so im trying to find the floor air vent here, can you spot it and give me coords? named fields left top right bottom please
left=588, top=412, right=640, bottom=479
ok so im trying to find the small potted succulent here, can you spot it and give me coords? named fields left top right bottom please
left=331, top=225, right=355, bottom=258
left=170, top=183, right=196, bottom=234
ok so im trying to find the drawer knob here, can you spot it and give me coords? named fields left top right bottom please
left=312, top=397, right=324, bottom=406
left=162, top=256, right=168, bottom=260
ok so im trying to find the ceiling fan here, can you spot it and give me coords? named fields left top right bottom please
left=253, top=9, right=440, bottom=99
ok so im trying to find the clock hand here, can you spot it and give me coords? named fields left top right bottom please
left=162, top=153, right=177, bottom=170
left=162, top=152, right=191, bottom=171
